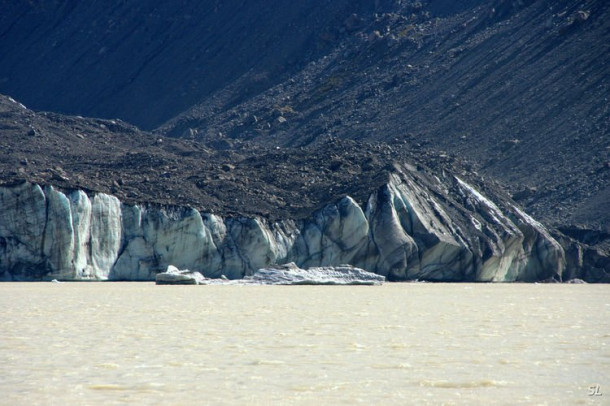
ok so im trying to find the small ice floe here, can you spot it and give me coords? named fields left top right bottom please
left=155, top=263, right=385, bottom=286
left=51, top=279, right=64, bottom=283
left=155, top=265, right=205, bottom=285
left=248, top=262, right=385, bottom=285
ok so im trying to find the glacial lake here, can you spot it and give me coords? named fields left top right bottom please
left=0, top=282, right=608, bottom=405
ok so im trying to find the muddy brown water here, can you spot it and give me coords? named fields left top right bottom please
left=1, top=282, right=608, bottom=405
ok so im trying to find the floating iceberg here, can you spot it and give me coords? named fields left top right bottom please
left=155, top=265, right=205, bottom=285
left=155, top=263, right=385, bottom=286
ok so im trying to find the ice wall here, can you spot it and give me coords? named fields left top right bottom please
left=0, top=170, right=566, bottom=281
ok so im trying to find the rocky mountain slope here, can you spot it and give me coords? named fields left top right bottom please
left=0, top=94, right=471, bottom=221
left=158, top=0, right=609, bottom=229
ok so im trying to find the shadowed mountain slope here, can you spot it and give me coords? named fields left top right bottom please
left=0, top=0, right=409, bottom=129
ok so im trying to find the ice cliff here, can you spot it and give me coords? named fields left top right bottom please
left=0, top=166, right=566, bottom=282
